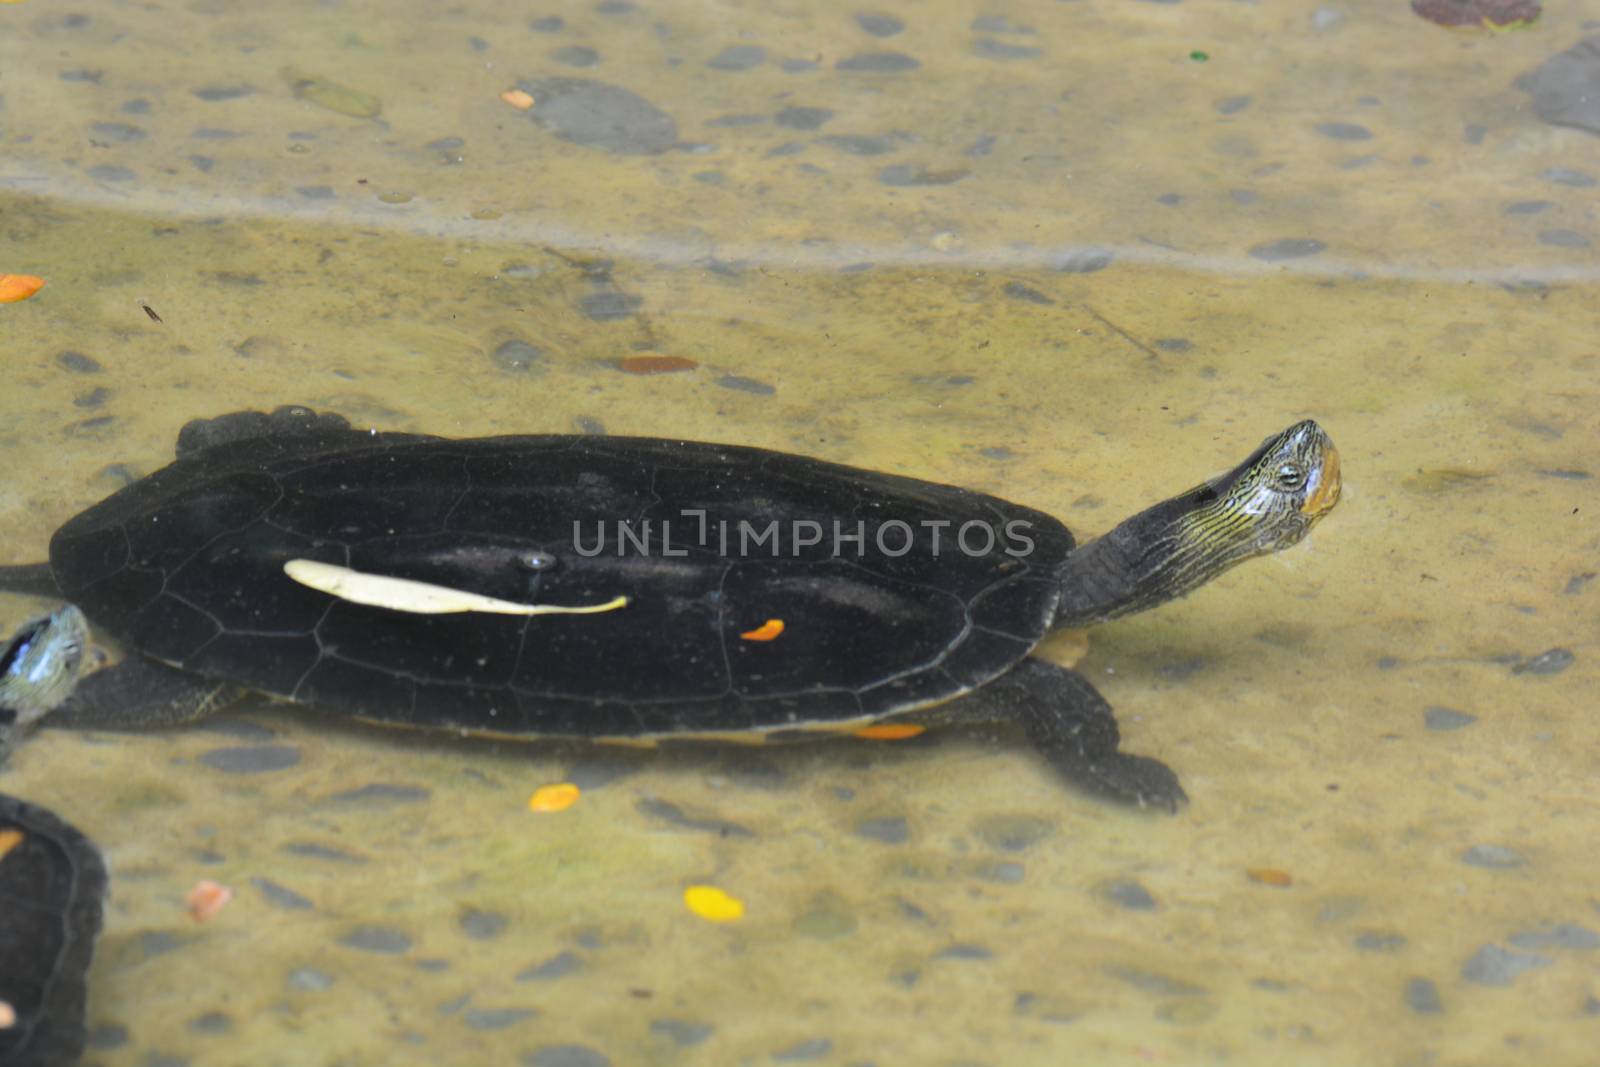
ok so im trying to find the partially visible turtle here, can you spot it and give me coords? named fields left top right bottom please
left=1, top=608, right=107, bottom=1067
left=0, top=407, right=1341, bottom=809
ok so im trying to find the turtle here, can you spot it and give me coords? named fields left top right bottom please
left=0, top=406, right=1341, bottom=809
left=0, top=609, right=108, bottom=1067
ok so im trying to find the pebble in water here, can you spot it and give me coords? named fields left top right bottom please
left=252, top=877, right=314, bottom=910
left=523, top=1045, right=611, bottom=1067
left=197, top=744, right=300, bottom=774
left=459, top=909, right=508, bottom=940
left=1098, top=878, right=1158, bottom=911
left=1460, top=943, right=1552, bottom=986
left=836, top=52, right=920, bottom=72
left=287, top=967, right=335, bottom=992
left=1461, top=844, right=1526, bottom=869
left=774, top=106, right=833, bottom=130
left=57, top=351, right=105, bottom=374
left=517, top=951, right=582, bottom=981
left=715, top=374, right=776, bottom=396
left=1507, top=922, right=1599, bottom=951
left=1405, top=977, right=1443, bottom=1014
left=520, top=78, right=678, bottom=155
left=857, top=12, right=904, bottom=36
left=1424, top=706, right=1477, bottom=731
left=973, top=813, right=1054, bottom=852
left=1249, top=238, right=1326, bottom=261
left=853, top=816, right=909, bottom=844
left=1512, top=648, right=1574, bottom=675
left=1315, top=122, right=1373, bottom=140
left=338, top=926, right=413, bottom=955
left=772, top=1037, right=833, bottom=1061
left=490, top=339, right=545, bottom=372
left=650, top=1019, right=713, bottom=1046
left=706, top=45, right=765, bottom=71
left=1516, top=37, right=1600, bottom=135
left=463, top=1007, right=537, bottom=1031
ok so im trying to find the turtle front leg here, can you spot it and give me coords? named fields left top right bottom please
left=926, top=657, right=1187, bottom=812
left=44, top=656, right=245, bottom=732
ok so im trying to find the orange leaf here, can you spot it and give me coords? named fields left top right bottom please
left=500, top=88, right=535, bottom=109
left=528, top=782, right=580, bottom=812
left=0, top=828, right=23, bottom=860
left=185, top=879, right=234, bottom=921
left=1246, top=867, right=1293, bottom=887
left=0, top=275, right=45, bottom=303
left=618, top=355, right=698, bottom=375
left=854, top=723, right=925, bottom=741
left=739, top=618, right=784, bottom=641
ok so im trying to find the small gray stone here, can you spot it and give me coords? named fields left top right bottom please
left=1505, top=200, right=1554, bottom=215
left=715, top=374, right=776, bottom=396
left=1507, top=922, right=1599, bottom=951
left=287, top=966, right=335, bottom=992
left=1404, top=977, right=1443, bottom=1014
left=187, top=1011, right=234, bottom=1035
left=520, top=77, right=677, bottom=155
left=1053, top=248, right=1113, bottom=273
left=459, top=909, right=508, bottom=940
left=836, top=52, right=920, bottom=73
left=821, top=133, right=897, bottom=155
left=56, top=350, right=105, bottom=374
left=579, top=290, right=643, bottom=321
left=973, top=813, right=1053, bottom=852
left=282, top=841, right=368, bottom=864
left=774, top=106, right=833, bottom=130
left=1461, top=943, right=1552, bottom=986
left=637, top=797, right=754, bottom=836
left=772, top=1037, right=833, bottom=1061
left=1461, top=844, right=1526, bottom=869
left=877, top=163, right=968, bottom=186
left=977, top=861, right=1025, bottom=884
left=327, top=782, right=431, bottom=805
left=1513, top=648, right=1575, bottom=675
left=463, top=1007, right=537, bottom=1031
left=651, top=1019, right=714, bottom=1046
left=86, top=164, right=137, bottom=182
left=252, top=877, right=314, bottom=910
left=1542, top=167, right=1596, bottom=187
left=139, top=931, right=184, bottom=959
left=491, top=339, right=545, bottom=372
left=91, top=121, right=146, bottom=141
left=194, top=85, right=253, bottom=101
left=531, top=16, right=564, bottom=31
left=1002, top=282, right=1054, bottom=305
left=1515, top=36, right=1600, bottom=135
left=1098, top=878, right=1157, bottom=911
left=1105, top=964, right=1205, bottom=996
left=1424, top=706, right=1477, bottom=731
left=338, top=925, right=413, bottom=954
left=857, top=12, right=904, bottom=36
left=198, top=744, right=301, bottom=774
left=1250, top=238, right=1326, bottom=261
left=708, top=45, right=766, bottom=71
left=523, top=1046, right=611, bottom=1067
left=853, top=816, right=909, bottom=844
left=552, top=46, right=600, bottom=68
left=1538, top=229, right=1591, bottom=248
left=936, top=943, right=993, bottom=961
left=973, top=39, right=1042, bottom=60
left=518, top=950, right=583, bottom=980
left=1353, top=931, right=1407, bottom=952
left=1216, top=95, right=1252, bottom=114
left=1315, top=121, right=1372, bottom=141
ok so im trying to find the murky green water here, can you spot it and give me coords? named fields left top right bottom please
left=2, top=1, right=1598, bottom=1065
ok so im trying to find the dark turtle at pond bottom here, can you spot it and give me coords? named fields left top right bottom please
left=0, top=407, right=1341, bottom=810
left=1, top=609, right=107, bottom=1067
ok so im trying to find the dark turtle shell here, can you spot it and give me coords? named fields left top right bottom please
left=49, top=424, right=1075, bottom=737
left=0, top=793, right=107, bottom=1067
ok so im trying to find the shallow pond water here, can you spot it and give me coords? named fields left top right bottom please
left=1, top=2, right=1597, bottom=1066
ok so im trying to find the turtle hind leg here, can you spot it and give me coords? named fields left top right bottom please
left=930, top=657, right=1187, bottom=812
left=45, top=656, right=244, bottom=732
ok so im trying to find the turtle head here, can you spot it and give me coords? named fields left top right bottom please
left=0, top=605, right=91, bottom=728
left=1055, top=420, right=1340, bottom=626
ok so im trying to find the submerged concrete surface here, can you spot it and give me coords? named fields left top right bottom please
left=1, top=1, right=1598, bottom=1064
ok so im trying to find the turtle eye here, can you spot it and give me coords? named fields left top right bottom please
left=1273, top=461, right=1307, bottom=491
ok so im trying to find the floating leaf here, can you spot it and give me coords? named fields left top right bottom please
left=618, top=355, right=698, bottom=375
left=854, top=723, right=925, bottom=741
left=500, top=88, right=535, bottom=110
left=185, top=879, right=234, bottom=921
left=0, top=274, right=45, bottom=303
left=529, top=782, right=581, bottom=812
left=683, top=885, right=744, bottom=922
left=1246, top=867, right=1293, bottom=888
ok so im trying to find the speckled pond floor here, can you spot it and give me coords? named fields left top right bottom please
left=2, top=1, right=1598, bottom=1066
